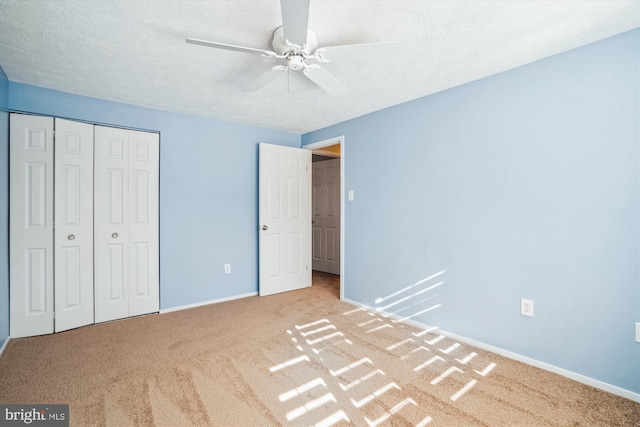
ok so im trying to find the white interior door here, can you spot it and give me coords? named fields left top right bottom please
left=54, top=118, right=95, bottom=332
left=94, top=126, right=130, bottom=323
left=94, top=125, right=159, bottom=322
left=312, top=158, right=340, bottom=274
left=9, top=114, right=54, bottom=338
left=259, top=143, right=312, bottom=296
left=127, top=130, right=159, bottom=317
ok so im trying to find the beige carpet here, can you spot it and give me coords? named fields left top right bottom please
left=0, top=271, right=638, bottom=426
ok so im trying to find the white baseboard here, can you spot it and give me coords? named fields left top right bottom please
left=0, top=336, right=10, bottom=360
left=160, top=292, right=258, bottom=314
left=342, top=297, right=640, bottom=403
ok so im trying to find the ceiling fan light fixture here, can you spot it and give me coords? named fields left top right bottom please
left=286, top=55, right=305, bottom=71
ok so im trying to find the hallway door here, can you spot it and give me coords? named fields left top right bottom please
left=312, top=158, right=340, bottom=274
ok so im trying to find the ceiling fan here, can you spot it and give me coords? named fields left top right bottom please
left=186, top=0, right=399, bottom=96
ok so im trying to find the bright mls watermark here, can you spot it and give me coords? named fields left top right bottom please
left=0, top=405, right=68, bottom=426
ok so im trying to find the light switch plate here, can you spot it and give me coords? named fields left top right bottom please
left=348, top=190, right=354, bottom=201
left=636, top=322, right=640, bottom=343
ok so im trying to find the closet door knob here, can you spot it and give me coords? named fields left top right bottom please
left=112, top=232, right=118, bottom=238
left=67, top=234, right=75, bottom=240
left=261, top=225, right=268, bottom=231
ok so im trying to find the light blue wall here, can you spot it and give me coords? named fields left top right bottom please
left=8, top=83, right=300, bottom=310
left=303, top=29, right=640, bottom=394
left=0, top=65, right=8, bottom=349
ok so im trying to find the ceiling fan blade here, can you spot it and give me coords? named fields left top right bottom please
left=280, top=0, right=310, bottom=47
left=303, top=65, right=348, bottom=96
left=186, top=38, right=279, bottom=57
left=314, top=41, right=400, bottom=63
left=245, top=65, right=287, bottom=91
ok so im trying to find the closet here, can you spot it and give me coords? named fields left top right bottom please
left=9, top=114, right=159, bottom=338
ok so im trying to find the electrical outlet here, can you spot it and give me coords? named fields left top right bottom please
left=521, top=299, right=534, bottom=317
left=224, top=263, right=231, bottom=275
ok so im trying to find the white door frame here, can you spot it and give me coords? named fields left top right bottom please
left=304, top=136, right=345, bottom=301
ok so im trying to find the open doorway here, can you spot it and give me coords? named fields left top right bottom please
left=305, top=137, right=344, bottom=300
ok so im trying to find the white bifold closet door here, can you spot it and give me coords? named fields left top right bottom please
left=10, top=115, right=55, bottom=338
left=10, top=116, right=94, bottom=337
left=94, top=125, right=160, bottom=323
left=10, top=114, right=159, bottom=338
left=54, top=119, right=95, bottom=332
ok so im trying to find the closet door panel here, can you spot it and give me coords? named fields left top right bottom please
left=94, top=126, right=129, bottom=323
left=9, top=114, right=54, bottom=338
left=54, top=119, right=95, bottom=332
left=128, top=131, right=159, bottom=316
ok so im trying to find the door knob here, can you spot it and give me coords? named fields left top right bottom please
left=67, top=234, right=75, bottom=240
left=112, top=232, right=118, bottom=238
left=261, top=225, right=268, bottom=231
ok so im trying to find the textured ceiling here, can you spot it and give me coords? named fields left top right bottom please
left=0, top=0, right=638, bottom=134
